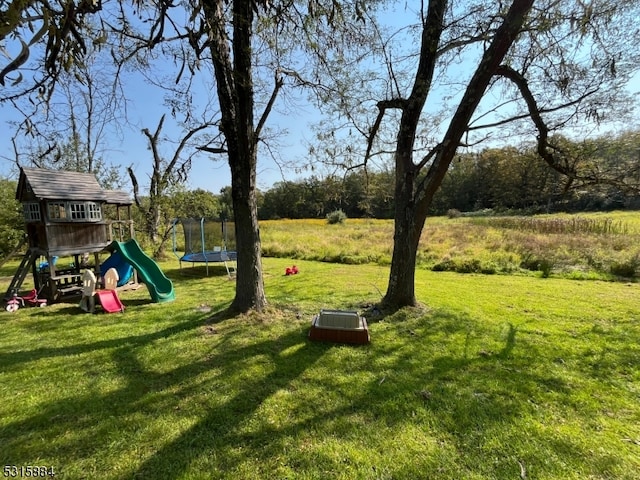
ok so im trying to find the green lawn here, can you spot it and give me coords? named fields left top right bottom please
left=1, top=218, right=640, bottom=479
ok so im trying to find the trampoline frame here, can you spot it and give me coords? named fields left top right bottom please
left=172, top=218, right=237, bottom=277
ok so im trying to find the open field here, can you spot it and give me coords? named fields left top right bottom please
left=1, top=213, right=639, bottom=479
left=260, top=211, right=640, bottom=280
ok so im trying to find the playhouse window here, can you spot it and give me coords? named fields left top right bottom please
left=48, top=202, right=67, bottom=220
left=23, top=202, right=41, bottom=222
left=70, top=202, right=86, bottom=220
left=87, top=202, right=102, bottom=220
left=68, top=202, right=102, bottom=221
left=46, top=201, right=102, bottom=222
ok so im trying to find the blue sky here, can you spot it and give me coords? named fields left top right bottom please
left=0, top=55, right=320, bottom=194
left=4, top=70, right=638, bottom=196
left=1, top=4, right=639, bottom=195
left=118, top=79, right=315, bottom=195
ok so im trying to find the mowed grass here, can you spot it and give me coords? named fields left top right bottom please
left=0, top=215, right=639, bottom=479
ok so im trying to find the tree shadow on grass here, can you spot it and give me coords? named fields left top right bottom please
left=130, top=334, right=333, bottom=478
left=163, top=264, right=234, bottom=279
left=1, top=305, right=636, bottom=479
left=0, top=313, right=333, bottom=478
left=573, top=321, right=640, bottom=382
left=0, top=315, right=208, bottom=372
left=340, top=308, right=628, bottom=478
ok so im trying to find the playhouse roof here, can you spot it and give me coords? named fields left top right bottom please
left=16, top=167, right=132, bottom=205
left=103, top=189, right=134, bottom=206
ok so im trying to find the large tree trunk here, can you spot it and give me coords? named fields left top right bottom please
left=204, top=0, right=267, bottom=312
left=382, top=102, right=432, bottom=308
left=382, top=0, right=534, bottom=310
left=382, top=138, right=435, bottom=308
left=230, top=149, right=266, bottom=312
left=385, top=206, right=422, bottom=308
left=380, top=0, right=447, bottom=309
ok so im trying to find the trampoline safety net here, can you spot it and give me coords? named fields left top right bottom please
left=173, top=218, right=237, bottom=276
left=179, top=218, right=236, bottom=254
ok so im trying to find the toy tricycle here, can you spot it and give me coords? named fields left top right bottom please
left=5, top=289, right=47, bottom=312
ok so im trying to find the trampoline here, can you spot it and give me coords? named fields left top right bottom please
left=173, top=218, right=237, bottom=276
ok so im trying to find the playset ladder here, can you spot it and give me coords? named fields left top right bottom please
left=0, top=236, right=27, bottom=270
left=3, top=249, right=39, bottom=301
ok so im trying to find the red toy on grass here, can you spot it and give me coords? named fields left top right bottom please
left=5, top=288, right=47, bottom=312
left=95, top=290, right=125, bottom=313
left=285, top=265, right=299, bottom=276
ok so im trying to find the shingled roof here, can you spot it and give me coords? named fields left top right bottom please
left=103, top=189, right=134, bottom=206
left=16, top=167, right=132, bottom=205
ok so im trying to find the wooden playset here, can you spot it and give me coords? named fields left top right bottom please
left=3, top=167, right=137, bottom=305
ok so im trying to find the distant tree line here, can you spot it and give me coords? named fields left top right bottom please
left=258, top=172, right=395, bottom=220
left=1, top=130, right=639, bottom=257
left=258, top=131, right=640, bottom=219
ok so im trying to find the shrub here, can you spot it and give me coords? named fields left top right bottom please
left=480, top=263, right=498, bottom=275
left=610, top=254, right=640, bottom=278
left=432, top=258, right=455, bottom=272
left=447, top=208, right=462, bottom=219
left=326, top=209, right=347, bottom=224
left=455, top=258, right=482, bottom=273
left=519, top=253, right=541, bottom=271
left=520, top=253, right=555, bottom=277
left=431, top=257, right=496, bottom=275
left=538, top=258, right=554, bottom=278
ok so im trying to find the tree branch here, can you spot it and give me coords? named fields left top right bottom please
left=468, top=87, right=600, bottom=132
left=495, top=64, right=576, bottom=177
left=417, top=0, right=535, bottom=206
left=127, top=165, right=142, bottom=208
left=196, top=145, right=227, bottom=154
left=364, top=98, right=406, bottom=164
left=164, top=121, right=214, bottom=184
left=255, top=71, right=284, bottom=142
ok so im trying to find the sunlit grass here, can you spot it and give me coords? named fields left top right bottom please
left=3, top=212, right=638, bottom=282
left=261, top=218, right=394, bottom=265
left=1, top=252, right=639, bottom=479
left=261, top=212, right=640, bottom=279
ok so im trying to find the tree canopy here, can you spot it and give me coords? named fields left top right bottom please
left=2, top=0, right=639, bottom=313
left=257, top=130, right=640, bottom=220
left=300, top=0, right=640, bottom=308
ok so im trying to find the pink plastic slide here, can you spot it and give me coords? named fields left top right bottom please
left=96, top=290, right=125, bottom=313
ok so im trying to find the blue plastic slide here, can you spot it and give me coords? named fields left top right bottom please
left=100, top=251, right=134, bottom=287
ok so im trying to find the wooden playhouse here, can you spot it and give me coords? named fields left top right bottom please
left=4, top=167, right=134, bottom=303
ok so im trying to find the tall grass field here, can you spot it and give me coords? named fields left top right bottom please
left=260, top=211, right=640, bottom=279
left=1, top=212, right=639, bottom=479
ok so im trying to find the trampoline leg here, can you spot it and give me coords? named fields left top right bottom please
left=224, top=261, right=236, bottom=278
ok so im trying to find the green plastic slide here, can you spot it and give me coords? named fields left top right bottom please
left=108, top=239, right=176, bottom=303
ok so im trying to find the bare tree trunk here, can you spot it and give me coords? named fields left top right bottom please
left=230, top=149, right=266, bottom=312
left=385, top=208, right=422, bottom=308
left=382, top=0, right=534, bottom=309
left=205, top=0, right=267, bottom=312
